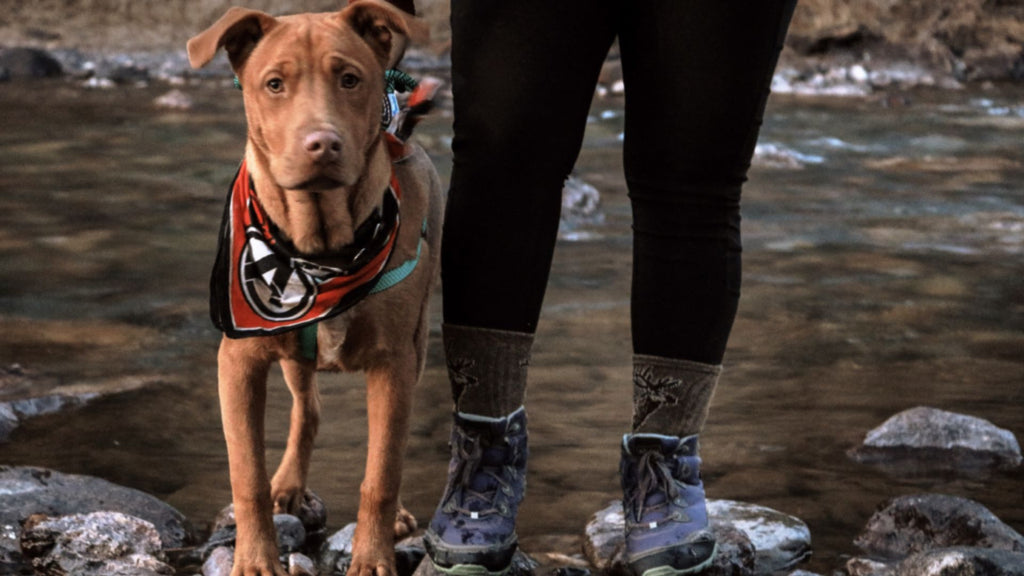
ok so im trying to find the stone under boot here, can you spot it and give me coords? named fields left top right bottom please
left=424, top=407, right=528, bottom=576
left=620, top=433, right=717, bottom=576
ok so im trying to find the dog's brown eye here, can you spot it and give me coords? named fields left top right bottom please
left=340, top=73, right=360, bottom=89
left=266, top=78, right=284, bottom=93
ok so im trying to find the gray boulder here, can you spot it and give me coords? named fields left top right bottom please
left=20, top=511, right=174, bottom=576
left=897, top=547, right=1024, bottom=576
left=582, top=500, right=809, bottom=576
left=849, top=407, right=1022, bottom=470
left=201, top=546, right=233, bottom=576
left=854, top=494, right=1024, bottom=559
left=0, top=47, right=63, bottom=79
left=0, top=466, right=193, bottom=555
left=706, top=500, right=812, bottom=573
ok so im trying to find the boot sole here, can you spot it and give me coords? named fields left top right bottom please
left=429, top=561, right=513, bottom=576
left=634, top=541, right=718, bottom=576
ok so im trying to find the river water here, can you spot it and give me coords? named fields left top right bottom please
left=1, top=81, right=1022, bottom=573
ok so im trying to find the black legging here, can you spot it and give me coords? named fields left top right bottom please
left=441, top=0, right=798, bottom=365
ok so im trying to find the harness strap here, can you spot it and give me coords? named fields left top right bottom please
left=370, top=218, right=427, bottom=295
left=298, top=217, right=427, bottom=362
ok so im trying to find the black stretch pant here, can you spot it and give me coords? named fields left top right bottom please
left=441, top=0, right=798, bottom=365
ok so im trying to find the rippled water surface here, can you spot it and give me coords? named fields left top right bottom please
left=1, top=81, right=1022, bottom=572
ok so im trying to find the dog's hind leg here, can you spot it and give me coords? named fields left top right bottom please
left=350, top=352, right=417, bottom=576
left=218, top=337, right=288, bottom=576
left=271, top=356, right=320, bottom=515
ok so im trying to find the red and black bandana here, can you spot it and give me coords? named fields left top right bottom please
left=210, top=160, right=401, bottom=338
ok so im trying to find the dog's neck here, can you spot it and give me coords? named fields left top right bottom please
left=244, top=137, right=392, bottom=256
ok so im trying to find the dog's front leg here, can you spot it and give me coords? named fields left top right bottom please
left=271, top=357, right=319, bottom=515
left=350, top=353, right=417, bottom=576
left=218, top=337, right=288, bottom=576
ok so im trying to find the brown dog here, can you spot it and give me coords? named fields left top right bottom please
left=187, top=2, right=441, bottom=575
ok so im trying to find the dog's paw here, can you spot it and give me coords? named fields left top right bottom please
left=349, top=553, right=398, bottom=576
left=270, top=480, right=305, bottom=516
left=228, top=552, right=289, bottom=576
left=394, top=506, right=417, bottom=539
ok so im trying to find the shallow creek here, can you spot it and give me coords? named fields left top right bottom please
left=1, top=81, right=1022, bottom=572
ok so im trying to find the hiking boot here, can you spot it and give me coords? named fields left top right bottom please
left=424, top=407, right=528, bottom=576
left=620, top=433, right=717, bottom=576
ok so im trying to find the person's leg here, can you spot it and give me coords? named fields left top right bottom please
left=617, top=1, right=797, bottom=574
left=427, top=2, right=618, bottom=574
left=439, top=0, right=618, bottom=418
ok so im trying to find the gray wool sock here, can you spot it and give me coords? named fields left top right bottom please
left=443, top=323, right=533, bottom=417
left=632, top=354, right=722, bottom=437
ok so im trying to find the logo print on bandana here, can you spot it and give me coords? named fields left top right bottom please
left=239, top=227, right=316, bottom=321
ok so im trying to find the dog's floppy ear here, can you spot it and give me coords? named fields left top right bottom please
left=341, top=0, right=427, bottom=69
left=187, top=7, right=278, bottom=70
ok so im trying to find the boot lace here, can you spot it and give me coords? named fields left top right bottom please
left=442, top=429, right=516, bottom=517
left=626, top=449, right=685, bottom=526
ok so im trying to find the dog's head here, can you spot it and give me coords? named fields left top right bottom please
left=187, top=0, right=418, bottom=192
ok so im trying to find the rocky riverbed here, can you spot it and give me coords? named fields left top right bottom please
left=2, top=406, right=1021, bottom=576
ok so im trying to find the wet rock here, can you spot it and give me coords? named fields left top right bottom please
left=845, top=557, right=895, bottom=576
left=275, top=515, right=307, bottom=554
left=153, top=89, right=194, bottom=110
left=201, top=546, right=233, bottom=576
left=0, top=466, right=193, bottom=551
left=201, top=514, right=306, bottom=559
left=582, top=500, right=807, bottom=575
left=753, top=142, right=824, bottom=169
left=395, top=540, right=427, bottom=576
left=855, top=494, right=1024, bottom=559
left=317, top=522, right=356, bottom=574
left=706, top=500, right=811, bottom=573
left=0, top=404, right=18, bottom=441
left=288, top=552, right=316, bottom=575
left=706, top=523, right=756, bottom=576
left=213, top=490, right=327, bottom=539
left=83, top=76, right=117, bottom=89
left=582, top=501, right=624, bottom=573
left=20, top=511, right=174, bottom=575
left=0, top=368, right=165, bottom=442
left=0, top=47, right=63, bottom=79
left=1, top=521, right=22, bottom=572
left=108, top=64, right=150, bottom=85
left=559, top=176, right=605, bottom=241
left=848, top=407, right=1022, bottom=470
left=897, top=547, right=1024, bottom=576
left=0, top=395, right=86, bottom=442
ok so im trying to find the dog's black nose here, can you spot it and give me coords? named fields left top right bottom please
left=304, top=130, right=342, bottom=162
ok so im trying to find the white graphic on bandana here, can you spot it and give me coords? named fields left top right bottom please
left=239, top=228, right=317, bottom=321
